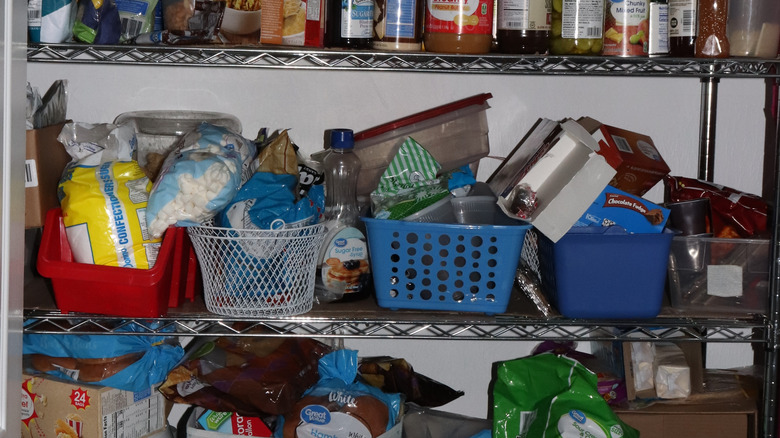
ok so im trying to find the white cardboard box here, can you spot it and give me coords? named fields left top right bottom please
left=489, top=119, right=616, bottom=242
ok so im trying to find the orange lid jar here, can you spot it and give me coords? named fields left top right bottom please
left=423, top=0, right=494, bottom=54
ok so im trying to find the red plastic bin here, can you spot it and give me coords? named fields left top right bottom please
left=37, top=208, right=195, bottom=317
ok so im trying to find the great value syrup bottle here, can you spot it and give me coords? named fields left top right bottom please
left=316, top=129, right=371, bottom=303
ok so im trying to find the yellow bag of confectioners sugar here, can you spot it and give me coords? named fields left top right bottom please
left=57, top=122, right=162, bottom=269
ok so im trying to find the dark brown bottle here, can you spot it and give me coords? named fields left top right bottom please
left=326, top=0, right=375, bottom=48
left=496, top=0, right=550, bottom=54
left=668, top=0, right=697, bottom=56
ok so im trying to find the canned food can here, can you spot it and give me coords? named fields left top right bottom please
left=602, top=0, right=649, bottom=56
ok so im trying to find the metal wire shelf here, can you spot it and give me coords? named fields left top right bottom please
left=22, top=307, right=767, bottom=342
left=27, top=43, right=780, bottom=77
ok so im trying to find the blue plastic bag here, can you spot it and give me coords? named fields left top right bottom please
left=23, top=322, right=184, bottom=392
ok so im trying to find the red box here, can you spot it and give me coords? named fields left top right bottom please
left=36, top=208, right=197, bottom=317
left=577, top=117, right=671, bottom=196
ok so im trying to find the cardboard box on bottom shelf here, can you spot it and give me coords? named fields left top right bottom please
left=25, top=121, right=70, bottom=228
left=615, top=395, right=758, bottom=438
left=21, top=373, right=167, bottom=438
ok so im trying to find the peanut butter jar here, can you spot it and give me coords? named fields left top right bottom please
left=423, top=0, right=494, bottom=54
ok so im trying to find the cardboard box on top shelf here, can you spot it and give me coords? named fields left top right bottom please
left=21, top=373, right=168, bottom=438
left=577, top=116, right=671, bottom=196
left=260, top=0, right=326, bottom=47
left=25, top=121, right=70, bottom=228
left=487, top=118, right=616, bottom=243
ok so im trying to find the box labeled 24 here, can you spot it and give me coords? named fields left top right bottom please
left=21, top=373, right=166, bottom=438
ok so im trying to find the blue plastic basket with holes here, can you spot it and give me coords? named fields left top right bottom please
left=363, top=218, right=532, bottom=315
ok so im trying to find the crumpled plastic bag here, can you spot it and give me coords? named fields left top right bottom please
left=158, top=335, right=332, bottom=417
left=493, top=353, right=639, bottom=438
left=218, top=130, right=322, bottom=230
left=358, top=356, right=464, bottom=407
left=23, top=322, right=184, bottom=393
left=146, top=122, right=256, bottom=238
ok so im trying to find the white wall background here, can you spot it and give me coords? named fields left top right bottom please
left=27, top=63, right=770, bottom=418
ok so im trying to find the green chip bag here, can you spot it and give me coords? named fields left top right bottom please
left=371, top=136, right=450, bottom=220
left=493, top=353, right=639, bottom=438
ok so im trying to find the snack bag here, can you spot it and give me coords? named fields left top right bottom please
left=58, top=122, right=162, bottom=269
left=664, top=175, right=768, bottom=238
left=493, top=353, right=638, bottom=438
left=370, top=137, right=450, bottom=220
left=218, top=130, right=322, bottom=230
left=146, top=122, right=256, bottom=238
left=278, top=349, right=402, bottom=438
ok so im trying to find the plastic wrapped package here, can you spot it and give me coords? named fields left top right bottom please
left=158, top=335, right=332, bottom=417
left=23, top=321, right=184, bottom=393
left=72, top=0, right=122, bottom=43
left=146, top=122, right=257, bottom=238
left=279, top=349, right=402, bottom=438
left=493, top=353, right=639, bottom=438
left=653, top=342, right=691, bottom=399
left=57, top=121, right=163, bottom=268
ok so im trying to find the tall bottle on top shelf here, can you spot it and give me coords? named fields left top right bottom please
left=327, top=0, right=375, bottom=48
left=496, top=0, right=551, bottom=54
left=316, top=129, right=372, bottom=303
left=695, top=0, right=728, bottom=57
left=668, top=0, right=697, bottom=56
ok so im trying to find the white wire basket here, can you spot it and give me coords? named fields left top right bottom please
left=187, top=222, right=327, bottom=317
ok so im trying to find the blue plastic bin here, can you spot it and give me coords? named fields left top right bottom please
left=364, top=218, right=532, bottom=315
left=538, top=227, right=675, bottom=319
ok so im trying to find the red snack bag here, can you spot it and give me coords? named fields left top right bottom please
left=664, top=175, right=768, bottom=238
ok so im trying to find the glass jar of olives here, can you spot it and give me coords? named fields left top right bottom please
left=550, top=0, right=606, bottom=55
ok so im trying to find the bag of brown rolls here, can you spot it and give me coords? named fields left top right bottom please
left=280, top=349, right=403, bottom=438
left=158, top=334, right=332, bottom=419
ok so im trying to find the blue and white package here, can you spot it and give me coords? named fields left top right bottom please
left=218, top=172, right=322, bottom=230
left=28, top=0, right=77, bottom=43
left=23, top=322, right=184, bottom=393
left=146, top=122, right=256, bottom=238
left=575, top=185, right=670, bottom=233
left=275, top=349, right=402, bottom=438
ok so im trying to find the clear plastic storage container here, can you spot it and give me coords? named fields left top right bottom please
left=667, top=235, right=769, bottom=315
left=727, top=0, right=780, bottom=57
left=114, top=110, right=241, bottom=169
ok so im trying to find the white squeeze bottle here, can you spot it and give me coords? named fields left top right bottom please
left=316, top=129, right=371, bottom=303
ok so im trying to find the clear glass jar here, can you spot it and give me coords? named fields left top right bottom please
left=549, top=0, right=605, bottom=55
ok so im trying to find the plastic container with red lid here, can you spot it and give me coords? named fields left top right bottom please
left=312, top=93, right=493, bottom=197
left=36, top=208, right=197, bottom=317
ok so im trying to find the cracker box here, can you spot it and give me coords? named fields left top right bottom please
left=577, top=117, right=671, bottom=196
left=21, top=374, right=167, bottom=438
left=260, top=0, right=326, bottom=47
